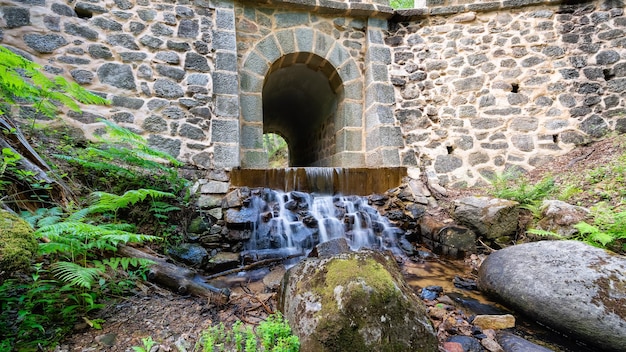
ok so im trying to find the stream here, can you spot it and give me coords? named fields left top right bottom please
left=212, top=187, right=599, bottom=352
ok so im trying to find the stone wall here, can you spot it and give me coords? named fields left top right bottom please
left=389, top=0, right=626, bottom=187
left=1, top=0, right=625, bottom=190
left=0, top=0, right=227, bottom=168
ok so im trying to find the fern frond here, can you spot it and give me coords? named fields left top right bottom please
left=98, top=118, right=146, bottom=144
left=52, top=261, right=102, bottom=289
left=54, top=153, right=136, bottom=178
left=88, top=189, right=175, bottom=214
left=95, top=257, right=154, bottom=272
left=99, top=233, right=159, bottom=247
left=526, top=228, right=565, bottom=239
left=99, top=222, right=136, bottom=232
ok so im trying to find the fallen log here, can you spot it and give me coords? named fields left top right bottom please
left=117, top=245, right=231, bottom=303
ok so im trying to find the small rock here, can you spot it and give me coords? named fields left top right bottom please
left=472, top=314, right=516, bottom=330
left=443, top=341, right=464, bottom=352
left=420, top=285, right=443, bottom=300
left=497, top=331, right=554, bottom=352
left=446, top=335, right=482, bottom=352
left=262, top=265, right=286, bottom=290
left=481, top=337, right=505, bottom=352
left=95, top=333, right=117, bottom=347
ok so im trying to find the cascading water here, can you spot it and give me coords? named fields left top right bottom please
left=241, top=188, right=403, bottom=262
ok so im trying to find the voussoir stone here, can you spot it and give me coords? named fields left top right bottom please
left=478, top=241, right=626, bottom=351
left=279, top=249, right=438, bottom=352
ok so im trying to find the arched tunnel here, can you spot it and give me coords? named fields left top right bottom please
left=262, top=59, right=339, bottom=167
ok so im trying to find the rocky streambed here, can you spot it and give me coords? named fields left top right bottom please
left=59, top=179, right=626, bottom=351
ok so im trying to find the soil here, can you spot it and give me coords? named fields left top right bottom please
left=56, top=134, right=626, bottom=352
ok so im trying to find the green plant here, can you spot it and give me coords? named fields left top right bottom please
left=263, top=133, right=288, bottom=168
left=132, top=336, right=157, bottom=352
left=488, top=172, right=555, bottom=206
left=0, top=45, right=107, bottom=118
left=528, top=203, right=626, bottom=251
left=196, top=312, right=299, bottom=352
left=390, top=0, right=413, bottom=9
left=55, top=119, right=188, bottom=195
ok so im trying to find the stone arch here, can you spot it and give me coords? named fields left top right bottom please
left=239, top=28, right=364, bottom=168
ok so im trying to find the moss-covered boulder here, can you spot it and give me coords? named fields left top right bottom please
left=279, top=250, right=438, bottom=352
left=0, top=209, right=37, bottom=279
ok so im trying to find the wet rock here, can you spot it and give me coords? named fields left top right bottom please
left=420, top=285, right=443, bottom=301
left=445, top=335, right=482, bottom=352
left=187, top=216, right=211, bottom=234
left=534, top=200, right=589, bottom=238
left=480, top=337, right=504, bottom=352
left=453, top=276, right=478, bottom=290
left=168, top=243, right=209, bottom=268
left=279, top=250, right=438, bottom=352
left=496, top=332, right=553, bottom=352
left=452, top=196, right=519, bottom=240
left=478, top=241, right=626, bottom=351
left=205, top=252, right=239, bottom=272
left=442, top=341, right=464, bottom=352
left=419, top=215, right=476, bottom=258
left=224, top=207, right=258, bottom=230
left=472, top=314, right=515, bottom=330
left=308, top=237, right=350, bottom=257
left=262, top=265, right=286, bottom=291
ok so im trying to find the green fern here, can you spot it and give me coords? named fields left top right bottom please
left=0, top=45, right=108, bottom=117
left=52, top=261, right=102, bottom=289
left=36, top=221, right=158, bottom=256
left=489, top=173, right=555, bottom=206
left=87, top=189, right=175, bottom=215
left=94, top=257, right=153, bottom=272
left=53, top=119, right=188, bottom=194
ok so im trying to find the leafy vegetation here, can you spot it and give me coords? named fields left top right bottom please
left=488, top=172, right=556, bottom=206
left=0, top=46, right=188, bottom=350
left=485, top=135, right=626, bottom=254
left=0, top=46, right=107, bottom=118
left=132, top=312, right=300, bottom=352
left=55, top=119, right=189, bottom=195
left=263, top=133, right=288, bottom=168
left=390, top=0, right=414, bottom=9
left=528, top=203, right=626, bottom=252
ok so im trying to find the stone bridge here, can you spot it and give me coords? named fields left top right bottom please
left=1, top=0, right=625, bottom=188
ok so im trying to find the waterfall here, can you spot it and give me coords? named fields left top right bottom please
left=243, top=189, right=401, bottom=258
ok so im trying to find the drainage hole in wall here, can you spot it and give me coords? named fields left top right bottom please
left=603, top=69, right=615, bottom=81
left=511, top=83, right=519, bottom=93
left=75, top=8, right=93, bottom=19
left=446, top=146, right=454, bottom=154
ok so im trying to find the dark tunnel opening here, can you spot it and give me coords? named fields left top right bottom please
left=262, top=62, right=339, bottom=167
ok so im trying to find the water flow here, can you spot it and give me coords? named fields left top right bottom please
left=244, top=189, right=402, bottom=258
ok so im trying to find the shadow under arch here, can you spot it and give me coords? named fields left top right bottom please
left=239, top=29, right=364, bottom=168
left=263, top=52, right=341, bottom=167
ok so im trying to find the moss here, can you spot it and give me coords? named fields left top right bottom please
left=0, top=209, right=37, bottom=278
left=303, top=251, right=436, bottom=351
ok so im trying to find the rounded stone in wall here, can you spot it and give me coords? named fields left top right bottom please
left=142, top=115, right=168, bottom=133
left=24, top=33, right=67, bottom=53
left=97, top=63, right=136, bottom=90
left=434, top=155, right=463, bottom=173
left=580, top=114, right=609, bottom=138
left=70, top=69, right=94, bottom=85
left=153, top=78, right=184, bottom=98
left=88, top=44, right=112, bottom=59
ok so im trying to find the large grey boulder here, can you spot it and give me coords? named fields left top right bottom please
left=478, top=241, right=626, bottom=351
left=279, top=249, right=438, bottom=352
left=452, top=196, right=519, bottom=240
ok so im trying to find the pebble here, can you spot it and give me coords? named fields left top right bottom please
left=472, top=314, right=516, bottom=330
